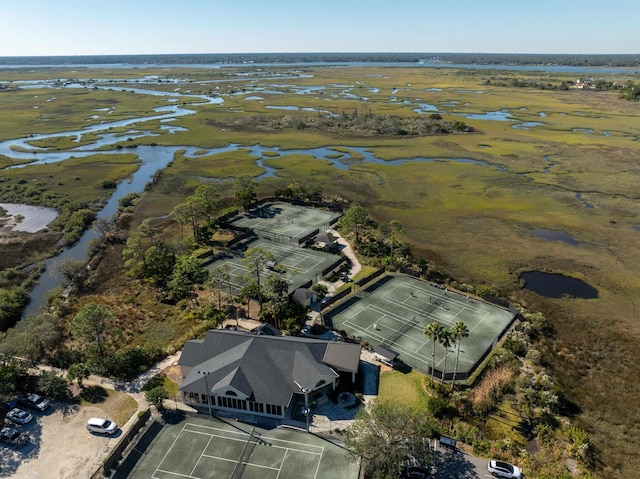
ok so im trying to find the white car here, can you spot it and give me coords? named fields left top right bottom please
left=488, top=460, right=522, bottom=478
left=6, top=408, right=34, bottom=425
left=86, top=417, right=118, bottom=435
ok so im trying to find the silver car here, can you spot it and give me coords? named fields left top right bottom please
left=6, top=408, right=34, bottom=425
left=488, top=460, right=522, bottom=478
left=19, top=393, right=51, bottom=412
left=86, top=417, right=118, bottom=435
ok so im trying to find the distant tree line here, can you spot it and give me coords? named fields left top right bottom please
left=3, top=52, right=639, bottom=67
left=483, top=75, right=640, bottom=101
left=483, top=76, right=575, bottom=90
left=619, top=81, right=640, bottom=101
left=239, top=111, right=473, bottom=137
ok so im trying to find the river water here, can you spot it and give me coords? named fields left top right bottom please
left=2, top=60, right=638, bottom=75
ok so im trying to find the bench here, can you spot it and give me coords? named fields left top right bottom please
left=439, top=435, right=457, bottom=449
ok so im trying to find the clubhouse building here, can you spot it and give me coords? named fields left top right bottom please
left=178, top=330, right=361, bottom=426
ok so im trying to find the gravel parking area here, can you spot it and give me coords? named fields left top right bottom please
left=2, top=398, right=132, bottom=479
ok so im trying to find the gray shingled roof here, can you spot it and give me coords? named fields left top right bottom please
left=178, top=330, right=361, bottom=407
left=316, top=232, right=338, bottom=244
left=373, top=344, right=399, bottom=361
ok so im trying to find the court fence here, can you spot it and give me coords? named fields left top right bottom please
left=92, top=408, right=152, bottom=478
left=321, top=285, right=353, bottom=310
left=354, top=267, right=386, bottom=287
left=217, top=197, right=343, bottom=228
left=259, top=196, right=345, bottom=214
left=321, top=257, right=346, bottom=279
left=428, top=303, right=519, bottom=383
left=226, top=231, right=257, bottom=249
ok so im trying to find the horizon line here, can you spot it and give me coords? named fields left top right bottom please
left=1, top=51, right=640, bottom=59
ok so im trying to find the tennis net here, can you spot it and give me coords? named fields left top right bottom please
left=229, top=427, right=260, bottom=479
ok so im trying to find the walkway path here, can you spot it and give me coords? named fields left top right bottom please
left=328, top=228, right=362, bottom=279
left=35, top=349, right=194, bottom=420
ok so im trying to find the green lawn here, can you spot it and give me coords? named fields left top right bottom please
left=378, top=370, right=429, bottom=410
left=78, top=387, right=139, bottom=427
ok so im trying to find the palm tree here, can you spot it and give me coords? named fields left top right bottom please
left=438, top=328, right=453, bottom=385
left=451, top=321, right=470, bottom=391
left=423, top=321, right=442, bottom=384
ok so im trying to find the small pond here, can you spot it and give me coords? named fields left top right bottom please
left=0, top=203, right=58, bottom=233
left=526, top=228, right=579, bottom=246
left=512, top=122, right=543, bottom=130
left=520, top=271, right=598, bottom=299
left=464, top=110, right=513, bottom=121
left=413, top=103, right=439, bottom=113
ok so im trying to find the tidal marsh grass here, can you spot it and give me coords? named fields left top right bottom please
left=0, top=88, right=170, bottom=141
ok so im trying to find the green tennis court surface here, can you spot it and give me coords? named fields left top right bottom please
left=205, top=238, right=343, bottom=295
left=326, top=275, right=516, bottom=379
left=118, top=415, right=359, bottom=479
left=225, top=202, right=341, bottom=244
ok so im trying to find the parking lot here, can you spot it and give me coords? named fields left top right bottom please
left=1, top=395, right=134, bottom=479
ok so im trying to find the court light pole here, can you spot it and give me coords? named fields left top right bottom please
left=295, top=381, right=311, bottom=432
left=198, top=370, right=212, bottom=416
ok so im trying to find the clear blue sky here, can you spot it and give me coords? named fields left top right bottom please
left=1, top=0, right=638, bottom=56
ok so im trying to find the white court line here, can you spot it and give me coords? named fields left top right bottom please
left=155, top=423, right=189, bottom=476
left=182, top=427, right=250, bottom=443
left=181, top=427, right=324, bottom=456
left=281, top=256, right=324, bottom=269
left=343, top=315, right=435, bottom=369
left=312, top=446, right=323, bottom=479
left=183, top=422, right=249, bottom=434
left=158, top=423, right=325, bottom=479
left=190, top=435, right=214, bottom=477
left=154, top=469, right=198, bottom=479
left=275, top=449, right=288, bottom=479
left=370, top=287, right=491, bottom=331
left=381, top=283, right=489, bottom=315
left=343, top=307, right=481, bottom=371
left=199, top=453, right=281, bottom=470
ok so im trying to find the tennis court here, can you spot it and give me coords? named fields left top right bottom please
left=119, top=415, right=359, bottom=479
left=226, top=202, right=341, bottom=244
left=205, top=238, right=343, bottom=295
left=326, top=275, right=516, bottom=379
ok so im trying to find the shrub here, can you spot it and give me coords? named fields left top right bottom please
left=37, top=370, right=71, bottom=401
left=503, top=337, right=528, bottom=357
left=427, top=394, right=450, bottom=418
left=476, top=284, right=499, bottom=299
left=145, top=386, right=169, bottom=410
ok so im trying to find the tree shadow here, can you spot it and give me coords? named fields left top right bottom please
left=393, top=360, right=413, bottom=374
left=160, top=409, right=186, bottom=425
left=79, top=385, right=109, bottom=403
left=58, top=401, right=81, bottom=417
